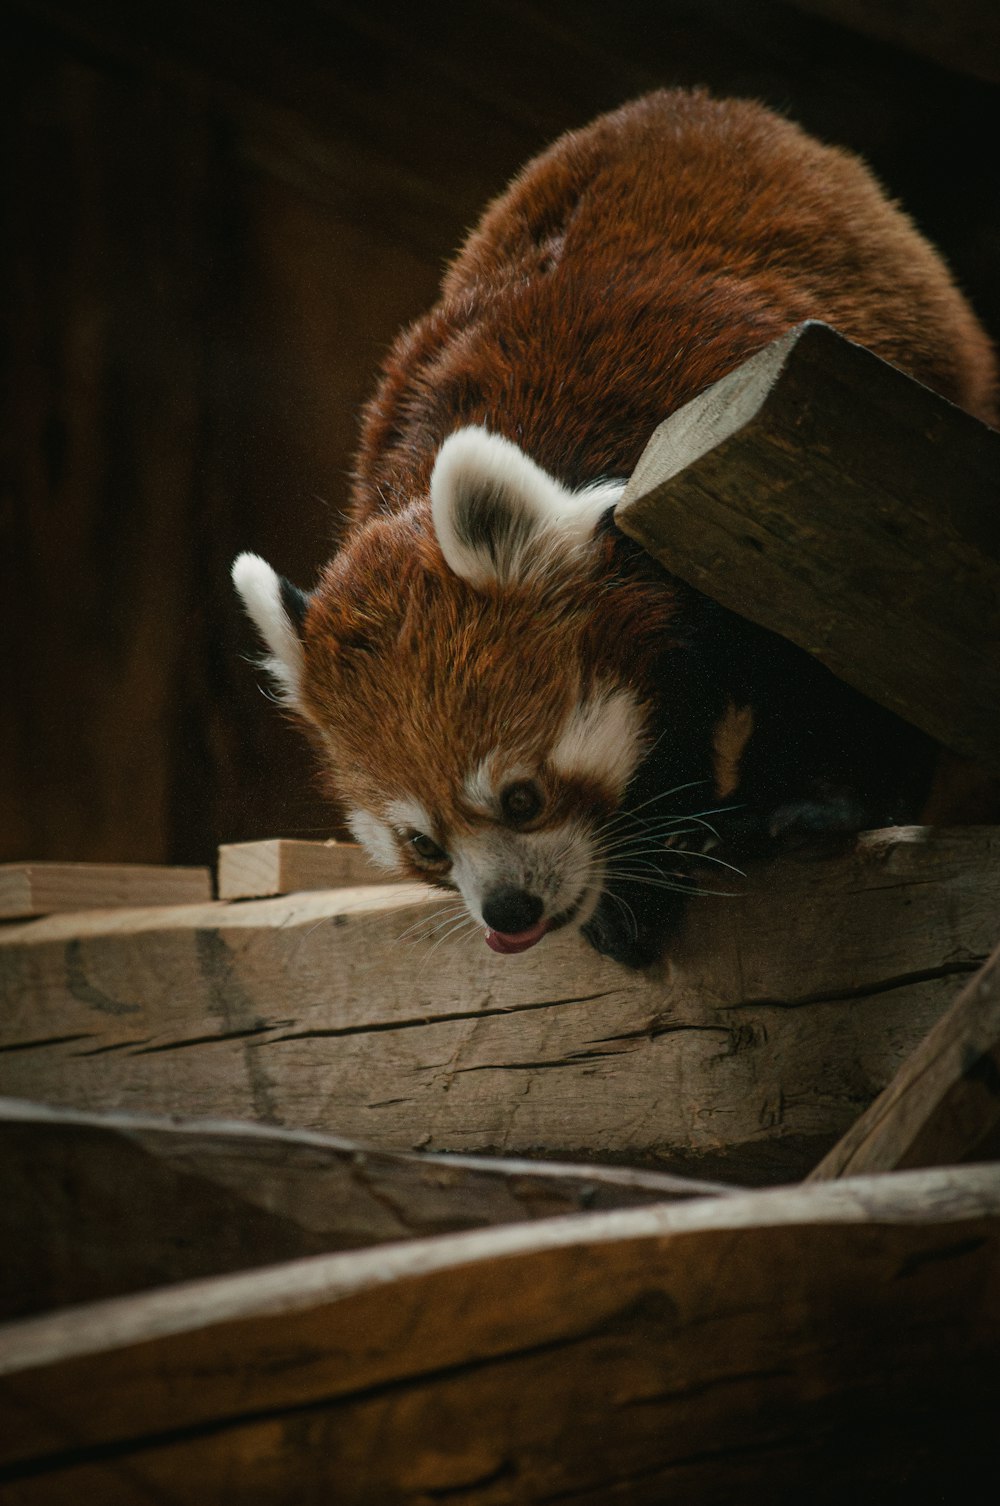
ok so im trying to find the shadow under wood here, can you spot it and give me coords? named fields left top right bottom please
left=0, top=1098, right=732, bottom=1318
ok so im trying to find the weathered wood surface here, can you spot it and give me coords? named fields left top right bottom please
left=217, top=838, right=392, bottom=900
left=2, top=828, right=998, bottom=1181
left=0, top=1097, right=731, bottom=1319
left=1, top=1166, right=998, bottom=1503
left=811, top=940, right=1000, bottom=1180
left=0, top=862, right=212, bottom=920
left=616, top=321, right=1000, bottom=771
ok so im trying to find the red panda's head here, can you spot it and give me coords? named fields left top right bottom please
left=233, top=429, right=681, bottom=954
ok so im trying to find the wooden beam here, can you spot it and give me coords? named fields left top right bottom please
left=2, top=828, right=998, bottom=1183
left=0, top=1167, right=997, bottom=1500
left=216, top=838, right=392, bottom=900
left=616, top=321, right=1000, bottom=770
left=0, top=862, right=212, bottom=920
left=0, top=1097, right=732, bottom=1320
left=809, top=940, right=1000, bottom=1179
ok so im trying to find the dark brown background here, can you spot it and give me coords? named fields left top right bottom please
left=3, top=0, right=998, bottom=868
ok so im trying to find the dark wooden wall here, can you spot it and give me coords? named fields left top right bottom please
left=3, top=0, right=998, bottom=866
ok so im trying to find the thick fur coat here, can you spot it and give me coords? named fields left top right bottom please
left=234, top=90, right=996, bottom=966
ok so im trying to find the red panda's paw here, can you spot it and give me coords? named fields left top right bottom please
left=580, top=887, right=683, bottom=969
left=727, top=792, right=879, bottom=860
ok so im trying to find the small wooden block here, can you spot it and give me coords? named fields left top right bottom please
left=0, top=862, right=212, bottom=920
left=217, top=839, right=393, bottom=900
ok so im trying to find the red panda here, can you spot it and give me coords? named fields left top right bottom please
left=233, top=89, right=997, bottom=968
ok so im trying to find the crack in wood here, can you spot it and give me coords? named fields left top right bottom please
left=0, top=1034, right=94, bottom=1054
left=134, top=1025, right=286, bottom=1056
left=731, top=959, right=979, bottom=1011
left=265, top=991, right=620, bottom=1044
left=72, top=1038, right=155, bottom=1057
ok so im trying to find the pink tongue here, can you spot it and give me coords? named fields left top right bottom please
left=484, top=919, right=549, bottom=955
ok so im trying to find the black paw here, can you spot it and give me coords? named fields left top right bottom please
left=581, top=886, right=683, bottom=968
left=727, top=793, right=871, bottom=858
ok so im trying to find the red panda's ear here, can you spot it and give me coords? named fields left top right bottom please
left=231, top=552, right=311, bottom=711
left=430, top=427, right=623, bottom=588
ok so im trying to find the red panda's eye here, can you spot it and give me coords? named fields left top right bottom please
left=410, top=832, right=448, bottom=864
left=501, top=781, right=543, bottom=825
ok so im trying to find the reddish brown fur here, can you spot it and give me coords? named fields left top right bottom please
left=351, top=89, right=996, bottom=524
left=299, top=88, right=996, bottom=854
left=302, top=508, right=679, bottom=840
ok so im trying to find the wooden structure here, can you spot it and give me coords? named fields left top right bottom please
left=2, top=317, right=999, bottom=1497
left=1, top=826, right=997, bottom=1182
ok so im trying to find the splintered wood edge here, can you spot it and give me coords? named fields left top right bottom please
left=809, top=941, right=1000, bottom=1179
left=216, top=838, right=395, bottom=900
left=0, top=861, right=213, bottom=920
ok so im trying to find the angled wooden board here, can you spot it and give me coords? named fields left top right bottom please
left=616, top=321, right=1000, bottom=770
left=811, top=939, right=1000, bottom=1179
left=2, top=829, right=999, bottom=1182
left=0, top=1097, right=731, bottom=1319
left=0, top=1167, right=997, bottom=1503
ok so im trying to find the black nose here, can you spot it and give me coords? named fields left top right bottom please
left=482, top=885, right=544, bottom=933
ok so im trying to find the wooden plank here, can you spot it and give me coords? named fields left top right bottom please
left=2, top=828, right=998, bottom=1183
left=809, top=941, right=1000, bottom=1180
left=0, top=1097, right=732, bottom=1319
left=0, top=1166, right=997, bottom=1502
left=0, top=862, right=212, bottom=920
left=616, top=321, right=1000, bottom=770
left=216, top=838, right=392, bottom=899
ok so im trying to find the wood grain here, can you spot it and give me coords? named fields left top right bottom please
left=0, top=1166, right=997, bottom=1502
left=2, top=828, right=998, bottom=1182
left=810, top=940, right=1000, bottom=1179
left=0, top=862, right=212, bottom=920
left=0, top=1096, right=732, bottom=1319
left=216, top=839, right=392, bottom=899
left=617, top=321, right=1000, bottom=769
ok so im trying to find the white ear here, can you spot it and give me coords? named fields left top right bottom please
left=231, top=552, right=307, bottom=708
left=430, top=427, right=624, bottom=587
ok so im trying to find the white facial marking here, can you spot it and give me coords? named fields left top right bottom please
left=450, top=821, right=601, bottom=929
left=231, top=552, right=305, bottom=709
left=346, top=809, right=400, bottom=872
left=386, top=798, right=435, bottom=836
left=550, top=687, right=646, bottom=797
left=462, top=755, right=536, bottom=813
left=463, top=755, right=498, bottom=810
left=430, top=426, right=626, bottom=588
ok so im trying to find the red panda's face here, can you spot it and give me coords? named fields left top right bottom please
left=319, top=675, right=650, bottom=952
left=233, top=428, right=678, bottom=954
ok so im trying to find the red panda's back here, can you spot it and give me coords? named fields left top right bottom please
left=352, top=89, right=996, bottom=523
